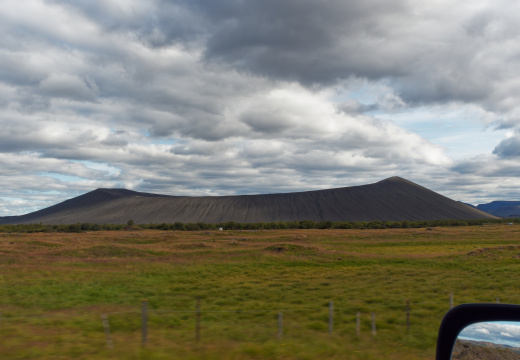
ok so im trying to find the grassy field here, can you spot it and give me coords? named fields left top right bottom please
left=1, top=224, right=520, bottom=359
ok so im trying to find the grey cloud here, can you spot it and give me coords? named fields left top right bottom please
left=450, top=161, right=482, bottom=175
left=45, top=0, right=148, bottom=31
left=0, top=121, right=54, bottom=153
left=241, top=141, right=285, bottom=159
left=452, top=154, right=520, bottom=178
left=493, top=135, right=520, bottom=158
left=494, top=119, right=520, bottom=131
left=337, top=100, right=379, bottom=115
left=240, top=111, right=295, bottom=134
left=14, top=92, right=51, bottom=113
left=53, top=0, right=410, bottom=83
left=146, top=111, right=245, bottom=141
left=170, top=140, right=230, bottom=156
left=50, top=0, right=207, bottom=46
left=464, top=10, right=496, bottom=38
left=39, top=73, right=97, bottom=102
left=0, top=120, right=99, bottom=154
left=100, top=134, right=128, bottom=147
left=199, top=0, right=409, bottom=84
left=137, top=0, right=520, bottom=131
left=0, top=51, right=50, bottom=87
left=397, top=71, right=490, bottom=105
left=11, top=0, right=520, bottom=124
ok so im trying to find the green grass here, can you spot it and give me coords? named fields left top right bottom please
left=1, top=225, right=520, bottom=359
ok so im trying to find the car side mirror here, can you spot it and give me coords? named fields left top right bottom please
left=436, top=303, right=520, bottom=360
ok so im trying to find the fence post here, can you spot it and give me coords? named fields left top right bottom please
left=101, top=314, right=114, bottom=350
left=371, top=312, right=376, bottom=336
left=496, top=297, right=500, bottom=304
left=450, top=293, right=453, bottom=309
left=195, top=297, right=202, bottom=343
left=141, top=300, right=148, bottom=347
left=278, top=312, right=283, bottom=339
left=329, top=301, right=334, bottom=335
left=406, top=300, right=410, bottom=333
left=356, top=311, right=360, bottom=336
left=196, top=297, right=201, bottom=343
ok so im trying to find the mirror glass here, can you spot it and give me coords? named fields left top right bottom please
left=453, top=321, right=520, bottom=359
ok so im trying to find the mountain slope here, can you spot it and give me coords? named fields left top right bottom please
left=0, top=177, right=496, bottom=225
left=476, top=201, right=520, bottom=218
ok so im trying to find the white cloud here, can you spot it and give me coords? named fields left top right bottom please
left=1, top=0, right=520, bottom=216
left=460, top=322, right=520, bottom=347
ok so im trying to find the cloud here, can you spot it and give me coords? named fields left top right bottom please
left=493, top=134, right=520, bottom=158
left=1, top=0, right=520, bottom=216
left=39, top=73, right=97, bottom=101
left=198, top=0, right=410, bottom=83
left=135, top=0, right=520, bottom=131
left=460, top=322, right=520, bottom=347
left=475, top=328, right=491, bottom=335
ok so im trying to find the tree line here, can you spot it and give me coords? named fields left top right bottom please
left=0, top=218, right=514, bottom=233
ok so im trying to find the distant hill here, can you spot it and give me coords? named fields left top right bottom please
left=0, top=177, right=497, bottom=225
left=476, top=201, right=520, bottom=218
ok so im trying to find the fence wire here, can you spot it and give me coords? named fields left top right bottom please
left=0, top=295, right=515, bottom=320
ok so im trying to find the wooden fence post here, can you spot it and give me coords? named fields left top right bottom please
left=406, top=300, right=410, bottom=333
left=450, top=293, right=454, bottom=309
left=141, top=300, right=148, bottom=347
left=356, top=311, right=360, bottom=336
left=278, top=312, right=283, bottom=339
left=496, top=297, right=500, bottom=304
left=329, top=301, right=334, bottom=335
left=101, top=314, right=114, bottom=350
left=371, top=312, right=376, bottom=336
left=196, top=297, right=201, bottom=343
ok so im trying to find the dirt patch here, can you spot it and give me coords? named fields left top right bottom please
left=467, top=245, right=520, bottom=256
left=112, top=237, right=169, bottom=245
left=228, top=238, right=248, bottom=242
left=26, top=240, right=63, bottom=248
left=264, top=244, right=317, bottom=253
left=293, top=234, right=308, bottom=239
left=54, top=245, right=169, bottom=258
left=176, top=242, right=212, bottom=250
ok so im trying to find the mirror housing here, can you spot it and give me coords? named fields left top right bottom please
left=436, top=303, right=520, bottom=360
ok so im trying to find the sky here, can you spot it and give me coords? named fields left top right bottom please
left=2, top=0, right=520, bottom=216
left=459, top=321, right=520, bottom=348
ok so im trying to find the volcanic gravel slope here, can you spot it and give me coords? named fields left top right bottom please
left=0, top=177, right=496, bottom=225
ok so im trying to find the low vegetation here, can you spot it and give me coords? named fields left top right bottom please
left=0, top=217, right=515, bottom=233
left=1, top=224, right=520, bottom=359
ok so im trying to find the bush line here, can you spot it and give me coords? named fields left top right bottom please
left=0, top=218, right=515, bottom=233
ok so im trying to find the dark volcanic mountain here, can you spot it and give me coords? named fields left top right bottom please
left=0, top=177, right=496, bottom=225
